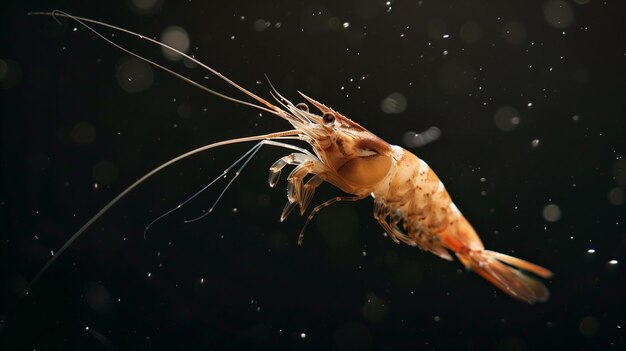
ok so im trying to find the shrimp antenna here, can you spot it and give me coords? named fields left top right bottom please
left=23, top=129, right=299, bottom=296
left=27, top=11, right=289, bottom=119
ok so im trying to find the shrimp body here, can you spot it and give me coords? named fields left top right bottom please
left=274, top=96, right=553, bottom=304
left=27, top=12, right=552, bottom=304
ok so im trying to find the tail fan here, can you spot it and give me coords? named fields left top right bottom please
left=456, top=250, right=553, bottom=303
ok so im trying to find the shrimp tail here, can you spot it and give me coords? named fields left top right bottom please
left=455, top=249, right=553, bottom=304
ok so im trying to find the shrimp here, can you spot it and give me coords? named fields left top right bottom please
left=27, top=12, right=553, bottom=303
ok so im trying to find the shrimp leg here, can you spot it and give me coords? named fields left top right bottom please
left=297, top=195, right=366, bottom=245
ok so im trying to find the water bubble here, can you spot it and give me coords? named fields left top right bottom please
left=343, top=22, right=350, bottom=29
left=608, top=260, right=618, bottom=265
left=380, top=92, right=407, bottom=114
left=544, top=0, right=574, bottom=29
left=542, top=203, right=561, bottom=222
left=300, top=332, right=307, bottom=339
left=160, top=26, right=190, bottom=61
left=586, top=249, right=595, bottom=254
left=493, top=105, right=520, bottom=131
left=531, top=139, right=540, bottom=148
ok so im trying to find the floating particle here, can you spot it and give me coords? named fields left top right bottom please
left=300, top=332, right=307, bottom=339
left=608, top=260, right=618, bottom=265
left=587, top=249, right=595, bottom=254
left=531, top=139, right=540, bottom=148
left=343, top=22, right=350, bottom=28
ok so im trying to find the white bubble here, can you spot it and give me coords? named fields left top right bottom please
left=544, top=0, right=574, bottom=29
left=380, top=92, right=407, bottom=114
left=608, top=260, right=618, bottom=265
left=300, top=332, right=307, bottom=339
left=586, top=249, right=595, bottom=254
left=343, top=22, right=350, bottom=28
left=160, top=26, right=190, bottom=61
left=131, top=0, right=163, bottom=14
left=542, top=203, right=561, bottom=222
left=531, top=139, right=540, bottom=148
left=494, top=105, right=520, bottom=131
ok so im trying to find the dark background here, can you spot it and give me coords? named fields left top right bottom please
left=1, top=0, right=625, bottom=350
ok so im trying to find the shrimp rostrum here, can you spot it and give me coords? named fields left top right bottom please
left=28, top=12, right=553, bottom=303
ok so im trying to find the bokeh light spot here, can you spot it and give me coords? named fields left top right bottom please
left=493, top=105, right=520, bottom=131
left=542, top=203, right=561, bottom=222
left=160, top=26, right=190, bottom=61
left=579, top=316, right=599, bottom=337
left=130, top=0, right=163, bottom=14
left=71, top=121, right=96, bottom=145
left=403, top=127, right=441, bottom=148
left=380, top=92, right=407, bottom=114
left=84, top=282, right=113, bottom=313
left=608, top=187, right=624, bottom=205
left=115, top=57, right=154, bottom=93
left=544, top=0, right=574, bottom=29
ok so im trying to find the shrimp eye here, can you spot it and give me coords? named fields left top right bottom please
left=322, top=112, right=335, bottom=125
left=295, top=103, right=309, bottom=112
